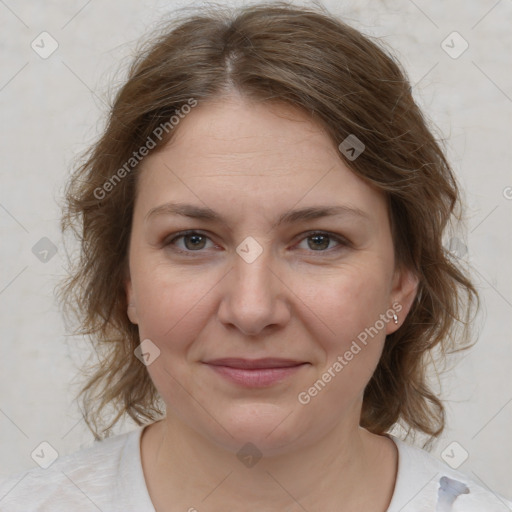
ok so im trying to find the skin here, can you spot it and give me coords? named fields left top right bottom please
left=125, top=92, right=419, bottom=511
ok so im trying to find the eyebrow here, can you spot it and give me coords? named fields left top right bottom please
left=145, top=202, right=370, bottom=229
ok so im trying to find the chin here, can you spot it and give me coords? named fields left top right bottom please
left=199, top=403, right=307, bottom=457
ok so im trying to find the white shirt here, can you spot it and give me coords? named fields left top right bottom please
left=0, top=425, right=511, bottom=511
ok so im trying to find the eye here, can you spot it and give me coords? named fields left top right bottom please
left=295, top=231, right=348, bottom=253
left=164, top=229, right=349, bottom=256
left=165, top=230, right=215, bottom=253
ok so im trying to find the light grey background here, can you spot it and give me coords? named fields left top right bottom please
left=1, top=0, right=511, bottom=499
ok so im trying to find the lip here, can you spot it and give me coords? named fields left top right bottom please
left=204, top=358, right=305, bottom=369
left=203, top=358, right=308, bottom=387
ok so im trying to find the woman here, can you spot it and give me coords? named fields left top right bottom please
left=1, top=2, right=510, bottom=511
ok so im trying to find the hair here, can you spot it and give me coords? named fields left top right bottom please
left=57, top=1, right=480, bottom=448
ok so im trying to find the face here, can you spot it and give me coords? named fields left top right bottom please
left=125, top=94, right=418, bottom=456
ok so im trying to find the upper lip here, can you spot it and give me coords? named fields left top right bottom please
left=203, top=358, right=306, bottom=369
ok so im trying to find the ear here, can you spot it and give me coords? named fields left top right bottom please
left=386, top=264, right=419, bottom=335
left=124, top=271, right=139, bottom=325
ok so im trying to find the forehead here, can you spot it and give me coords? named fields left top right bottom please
left=135, top=96, right=387, bottom=222
left=146, top=97, right=337, bottom=174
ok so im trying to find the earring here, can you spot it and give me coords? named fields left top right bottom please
left=392, top=312, right=398, bottom=324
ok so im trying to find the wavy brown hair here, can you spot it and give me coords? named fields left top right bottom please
left=57, top=1, right=479, bottom=447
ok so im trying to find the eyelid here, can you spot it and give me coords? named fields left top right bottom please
left=163, top=229, right=351, bottom=255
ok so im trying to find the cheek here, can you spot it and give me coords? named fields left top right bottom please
left=293, top=274, right=390, bottom=419
left=132, top=266, right=216, bottom=404
left=131, top=261, right=216, bottom=347
left=298, top=262, right=392, bottom=405
left=303, top=264, right=392, bottom=351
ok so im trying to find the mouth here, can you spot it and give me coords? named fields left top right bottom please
left=202, top=358, right=309, bottom=387
left=204, top=358, right=306, bottom=369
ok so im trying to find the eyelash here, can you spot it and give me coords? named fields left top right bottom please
left=163, top=230, right=350, bottom=256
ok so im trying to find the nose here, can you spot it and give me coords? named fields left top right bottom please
left=217, top=242, right=291, bottom=337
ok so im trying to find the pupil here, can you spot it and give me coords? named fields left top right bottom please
left=186, top=234, right=205, bottom=250
left=310, top=234, right=328, bottom=250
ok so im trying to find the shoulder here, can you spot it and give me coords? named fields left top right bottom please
left=0, top=428, right=141, bottom=512
left=387, top=434, right=512, bottom=512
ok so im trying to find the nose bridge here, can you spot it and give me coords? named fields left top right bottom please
left=219, top=234, right=287, bottom=335
left=233, top=234, right=275, bottom=303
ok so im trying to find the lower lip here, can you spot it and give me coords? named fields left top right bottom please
left=205, top=364, right=307, bottom=387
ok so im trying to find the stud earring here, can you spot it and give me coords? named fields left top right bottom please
left=392, top=312, right=398, bottom=324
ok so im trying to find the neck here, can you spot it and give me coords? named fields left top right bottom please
left=141, top=412, right=398, bottom=511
